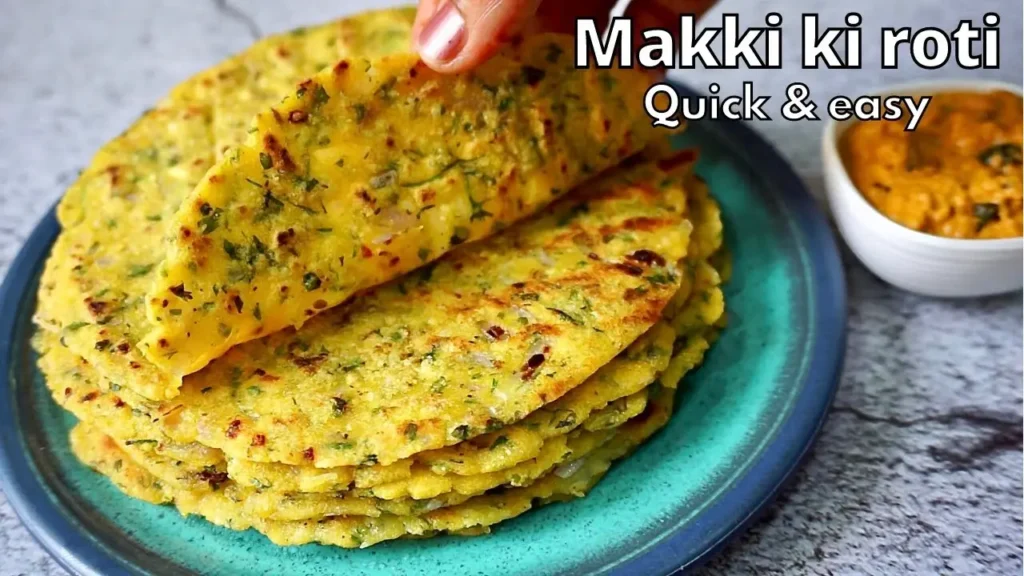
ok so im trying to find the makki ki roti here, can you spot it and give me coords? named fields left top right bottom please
left=44, top=328, right=644, bottom=505
left=140, top=31, right=667, bottom=381
left=35, top=316, right=675, bottom=493
left=32, top=8, right=423, bottom=402
left=68, top=362, right=689, bottom=547
left=35, top=304, right=678, bottom=486
left=79, top=409, right=625, bottom=521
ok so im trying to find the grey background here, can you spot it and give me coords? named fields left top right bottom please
left=0, top=0, right=1021, bottom=574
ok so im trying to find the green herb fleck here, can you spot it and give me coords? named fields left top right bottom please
left=303, top=272, right=322, bottom=291
left=127, top=263, right=155, bottom=278
left=450, top=226, right=470, bottom=246
left=452, top=425, right=471, bottom=440
left=313, top=84, right=330, bottom=107
left=973, top=202, right=1001, bottom=232
left=331, top=397, right=348, bottom=416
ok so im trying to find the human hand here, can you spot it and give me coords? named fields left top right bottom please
left=413, top=0, right=720, bottom=73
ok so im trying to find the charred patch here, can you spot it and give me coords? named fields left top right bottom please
left=656, top=149, right=698, bottom=172
left=84, top=297, right=108, bottom=317
left=291, top=352, right=328, bottom=374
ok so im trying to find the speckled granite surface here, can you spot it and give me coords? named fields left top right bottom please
left=0, top=1, right=1021, bottom=575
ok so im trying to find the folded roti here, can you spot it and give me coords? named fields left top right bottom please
left=34, top=11, right=416, bottom=401
left=139, top=31, right=664, bottom=381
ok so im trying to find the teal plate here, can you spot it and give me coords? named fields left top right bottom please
left=0, top=89, right=846, bottom=576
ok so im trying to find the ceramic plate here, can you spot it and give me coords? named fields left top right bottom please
left=0, top=85, right=846, bottom=576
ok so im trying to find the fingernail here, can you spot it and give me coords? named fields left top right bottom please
left=418, top=1, right=466, bottom=64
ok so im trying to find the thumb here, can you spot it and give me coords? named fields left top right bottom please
left=414, top=0, right=542, bottom=73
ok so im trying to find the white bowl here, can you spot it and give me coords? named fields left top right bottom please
left=822, top=80, right=1023, bottom=298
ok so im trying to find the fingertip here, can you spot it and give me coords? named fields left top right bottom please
left=416, top=0, right=540, bottom=74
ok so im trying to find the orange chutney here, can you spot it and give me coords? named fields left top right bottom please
left=841, top=90, right=1023, bottom=239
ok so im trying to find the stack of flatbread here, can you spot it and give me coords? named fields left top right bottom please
left=33, top=8, right=727, bottom=548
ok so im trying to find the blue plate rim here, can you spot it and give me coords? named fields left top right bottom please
left=0, top=83, right=846, bottom=576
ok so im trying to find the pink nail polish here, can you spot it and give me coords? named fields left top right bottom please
left=418, top=1, right=466, bottom=64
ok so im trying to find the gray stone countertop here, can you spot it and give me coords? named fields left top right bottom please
left=0, top=0, right=1021, bottom=574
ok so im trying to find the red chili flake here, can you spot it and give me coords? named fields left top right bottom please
left=389, top=256, right=400, bottom=267
left=64, top=387, right=72, bottom=398
left=385, top=137, right=395, bottom=148
left=626, top=249, right=666, bottom=267
left=303, top=447, right=315, bottom=461
left=333, top=60, right=350, bottom=74
left=231, top=295, right=244, bottom=314
left=95, top=339, right=111, bottom=351
left=587, top=253, right=600, bottom=261
left=226, top=419, right=242, bottom=439
left=262, top=134, right=296, bottom=172
left=409, top=67, right=418, bottom=78
left=113, top=397, right=125, bottom=408
left=276, top=228, right=296, bottom=246
left=612, top=262, right=644, bottom=276
left=157, top=338, right=169, bottom=348
left=486, top=325, right=506, bottom=340
left=129, top=361, right=141, bottom=369
left=512, top=282, right=526, bottom=289
left=161, top=299, right=169, bottom=308
left=169, top=283, right=193, bottom=301
left=270, top=108, right=283, bottom=123
left=521, top=353, right=546, bottom=380
left=251, top=434, right=266, bottom=447
left=603, top=119, right=612, bottom=133
left=197, top=469, right=229, bottom=488
left=116, top=342, right=131, bottom=354
left=81, top=391, right=99, bottom=403
left=360, top=245, right=373, bottom=258
left=288, top=110, right=308, bottom=123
